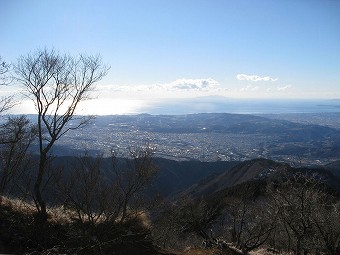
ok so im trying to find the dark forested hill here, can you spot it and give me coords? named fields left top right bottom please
left=180, top=158, right=340, bottom=199
left=324, top=160, right=340, bottom=178
left=150, top=158, right=239, bottom=196
left=49, top=155, right=340, bottom=200
left=51, top=156, right=239, bottom=197
left=180, top=158, right=289, bottom=198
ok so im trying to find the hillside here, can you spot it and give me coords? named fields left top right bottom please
left=42, top=156, right=340, bottom=200
left=50, top=156, right=239, bottom=197
left=180, top=158, right=340, bottom=199
left=324, top=160, right=340, bottom=178
left=1, top=157, right=340, bottom=255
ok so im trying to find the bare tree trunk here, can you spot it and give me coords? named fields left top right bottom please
left=296, top=238, right=302, bottom=255
left=15, top=49, right=108, bottom=223
left=34, top=151, right=48, bottom=222
left=120, top=198, right=128, bottom=223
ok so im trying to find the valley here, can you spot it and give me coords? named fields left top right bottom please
left=51, top=112, right=340, bottom=166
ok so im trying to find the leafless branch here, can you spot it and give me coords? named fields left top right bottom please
left=14, top=48, right=109, bottom=219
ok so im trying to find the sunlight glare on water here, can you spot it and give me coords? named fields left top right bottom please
left=11, top=98, right=149, bottom=115
left=80, top=98, right=149, bottom=115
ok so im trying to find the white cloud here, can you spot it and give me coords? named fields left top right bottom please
left=236, top=74, right=278, bottom=82
left=100, top=78, right=221, bottom=93
left=166, top=78, right=220, bottom=91
left=240, top=85, right=259, bottom=92
left=277, top=85, right=292, bottom=91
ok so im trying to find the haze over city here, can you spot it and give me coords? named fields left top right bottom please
left=1, top=0, right=340, bottom=114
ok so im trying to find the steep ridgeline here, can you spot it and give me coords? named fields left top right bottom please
left=180, top=158, right=340, bottom=199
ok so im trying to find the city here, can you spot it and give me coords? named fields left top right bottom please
left=57, top=112, right=340, bottom=166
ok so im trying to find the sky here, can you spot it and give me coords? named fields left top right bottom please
left=1, top=0, right=340, bottom=114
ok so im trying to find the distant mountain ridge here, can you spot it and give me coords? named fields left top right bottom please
left=92, top=113, right=338, bottom=136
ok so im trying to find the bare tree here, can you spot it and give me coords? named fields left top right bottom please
left=170, top=196, right=224, bottom=246
left=268, top=172, right=333, bottom=255
left=312, top=197, right=340, bottom=255
left=58, top=152, right=121, bottom=226
left=151, top=196, right=223, bottom=251
left=52, top=144, right=157, bottom=253
left=56, top=142, right=157, bottom=227
left=0, top=57, right=33, bottom=203
left=0, top=116, right=36, bottom=202
left=0, top=56, right=15, bottom=114
left=225, top=197, right=276, bottom=254
left=112, top=143, right=158, bottom=223
left=0, top=56, right=12, bottom=86
left=14, top=49, right=108, bottom=221
left=152, top=200, right=183, bottom=249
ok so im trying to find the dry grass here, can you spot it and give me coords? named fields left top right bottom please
left=250, top=248, right=293, bottom=255
left=1, top=196, right=295, bottom=255
left=172, top=245, right=293, bottom=255
left=1, top=195, right=152, bottom=227
left=1, top=196, right=36, bottom=215
left=135, top=210, right=151, bottom=227
left=1, top=196, right=77, bottom=224
left=175, top=247, right=218, bottom=255
left=0, top=196, right=159, bottom=254
left=47, top=204, right=78, bottom=224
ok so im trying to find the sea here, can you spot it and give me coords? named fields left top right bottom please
left=145, top=98, right=340, bottom=115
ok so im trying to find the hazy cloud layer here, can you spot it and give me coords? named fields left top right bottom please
left=277, top=85, right=292, bottom=91
left=154, top=78, right=221, bottom=91
left=240, top=85, right=259, bottom=92
left=236, top=74, right=278, bottom=82
left=97, top=78, right=229, bottom=98
left=96, top=77, right=295, bottom=102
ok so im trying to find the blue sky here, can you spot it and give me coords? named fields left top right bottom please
left=1, top=0, right=340, bottom=114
